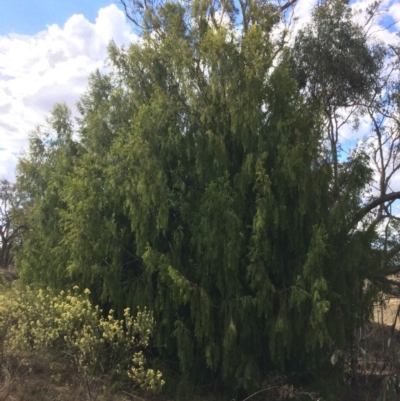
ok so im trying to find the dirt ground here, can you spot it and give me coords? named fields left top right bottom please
left=0, top=352, right=171, bottom=401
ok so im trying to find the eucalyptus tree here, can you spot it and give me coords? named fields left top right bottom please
left=290, top=0, right=386, bottom=188
left=291, top=0, right=400, bottom=291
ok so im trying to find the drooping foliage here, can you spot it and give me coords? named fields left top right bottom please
left=14, top=0, right=398, bottom=395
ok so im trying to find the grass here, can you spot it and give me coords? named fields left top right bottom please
left=373, top=297, right=400, bottom=331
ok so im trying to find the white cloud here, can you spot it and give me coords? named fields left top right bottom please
left=0, top=4, right=137, bottom=181
left=291, top=0, right=316, bottom=31
left=0, top=150, right=18, bottom=182
left=350, top=0, right=400, bottom=46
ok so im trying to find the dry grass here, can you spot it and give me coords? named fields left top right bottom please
left=0, top=350, right=170, bottom=401
left=373, top=297, right=400, bottom=330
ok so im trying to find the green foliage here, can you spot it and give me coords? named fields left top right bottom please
left=290, top=0, right=385, bottom=108
left=15, top=103, right=79, bottom=288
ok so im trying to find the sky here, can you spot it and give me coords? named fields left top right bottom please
left=0, top=1, right=119, bottom=36
left=0, top=0, right=137, bottom=181
left=0, top=0, right=399, bottom=183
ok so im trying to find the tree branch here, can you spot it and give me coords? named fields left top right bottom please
left=382, top=264, right=400, bottom=276
left=120, top=0, right=147, bottom=30
left=385, top=243, right=400, bottom=261
left=353, top=191, right=400, bottom=226
left=278, top=0, right=298, bottom=14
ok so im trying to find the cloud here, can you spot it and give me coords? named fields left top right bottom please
left=0, top=4, right=137, bottom=180
left=292, top=0, right=316, bottom=29
left=0, top=150, right=18, bottom=182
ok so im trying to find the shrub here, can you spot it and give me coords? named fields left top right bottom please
left=0, top=284, right=165, bottom=393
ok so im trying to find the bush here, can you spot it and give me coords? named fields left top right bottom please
left=0, top=284, right=165, bottom=393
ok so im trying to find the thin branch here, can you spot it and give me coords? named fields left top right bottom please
left=277, top=0, right=298, bottom=15
left=241, top=386, right=280, bottom=401
left=120, top=0, right=147, bottom=30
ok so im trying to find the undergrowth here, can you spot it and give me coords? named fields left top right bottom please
left=0, top=281, right=164, bottom=400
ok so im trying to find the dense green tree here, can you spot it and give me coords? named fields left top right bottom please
left=16, top=103, right=80, bottom=287
left=14, top=0, right=400, bottom=396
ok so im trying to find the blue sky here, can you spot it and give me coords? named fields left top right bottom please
left=0, top=1, right=119, bottom=36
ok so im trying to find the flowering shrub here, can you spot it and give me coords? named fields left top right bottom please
left=0, top=284, right=165, bottom=392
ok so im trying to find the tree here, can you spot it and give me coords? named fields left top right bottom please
left=14, top=0, right=400, bottom=396
left=0, top=179, right=26, bottom=269
left=16, top=103, right=80, bottom=287
left=291, top=0, right=400, bottom=290
left=290, top=0, right=386, bottom=187
left=290, top=0, right=400, bottom=376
